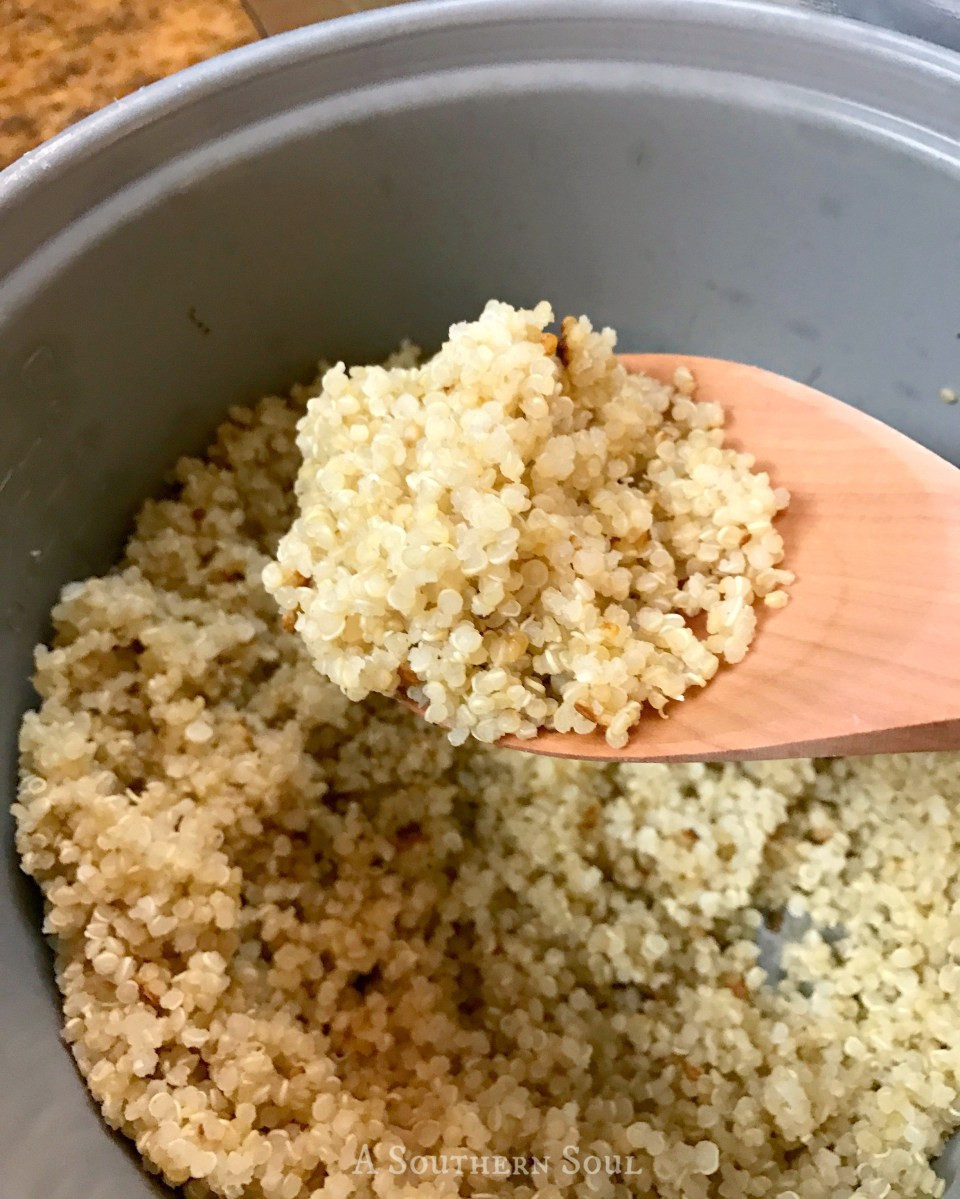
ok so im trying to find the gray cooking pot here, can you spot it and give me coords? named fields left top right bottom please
left=1, top=2, right=959, bottom=1195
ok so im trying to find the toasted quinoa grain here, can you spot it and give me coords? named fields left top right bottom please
left=263, top=302, right=792, bottom=748
left=14, top=377, right=960, bottom=1199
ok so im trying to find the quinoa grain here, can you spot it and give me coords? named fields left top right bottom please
left=264, top=302, right=792, bottom=747
left=14, top=360, right=960, bottom=1199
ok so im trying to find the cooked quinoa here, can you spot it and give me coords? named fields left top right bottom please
left=14, top=382, right=960, bottom=1199
left=262, top=302, right=791, bottom=749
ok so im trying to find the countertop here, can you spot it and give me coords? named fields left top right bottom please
left=1, top=0, right=257, bottom=170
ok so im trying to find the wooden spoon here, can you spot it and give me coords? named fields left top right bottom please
left=405, top=355, right=960, bottom=762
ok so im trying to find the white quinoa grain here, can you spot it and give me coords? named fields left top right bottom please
left=265, top=302, right=792, bottom=747
left=13, top=356, right=960, bottom=1199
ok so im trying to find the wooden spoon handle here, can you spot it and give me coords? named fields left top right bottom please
left=503, top=721, right=960, bottom=765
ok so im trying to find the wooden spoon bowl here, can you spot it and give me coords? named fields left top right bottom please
left=405, top=355, right=960, bottom=762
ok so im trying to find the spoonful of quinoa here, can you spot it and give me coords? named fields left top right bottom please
left=263, top=300, right=960, bottom=761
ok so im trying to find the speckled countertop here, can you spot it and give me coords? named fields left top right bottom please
left=0, top=0, right=258, bottom=170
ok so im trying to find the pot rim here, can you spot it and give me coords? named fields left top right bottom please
left=2, top=0, right=959, bottom=202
